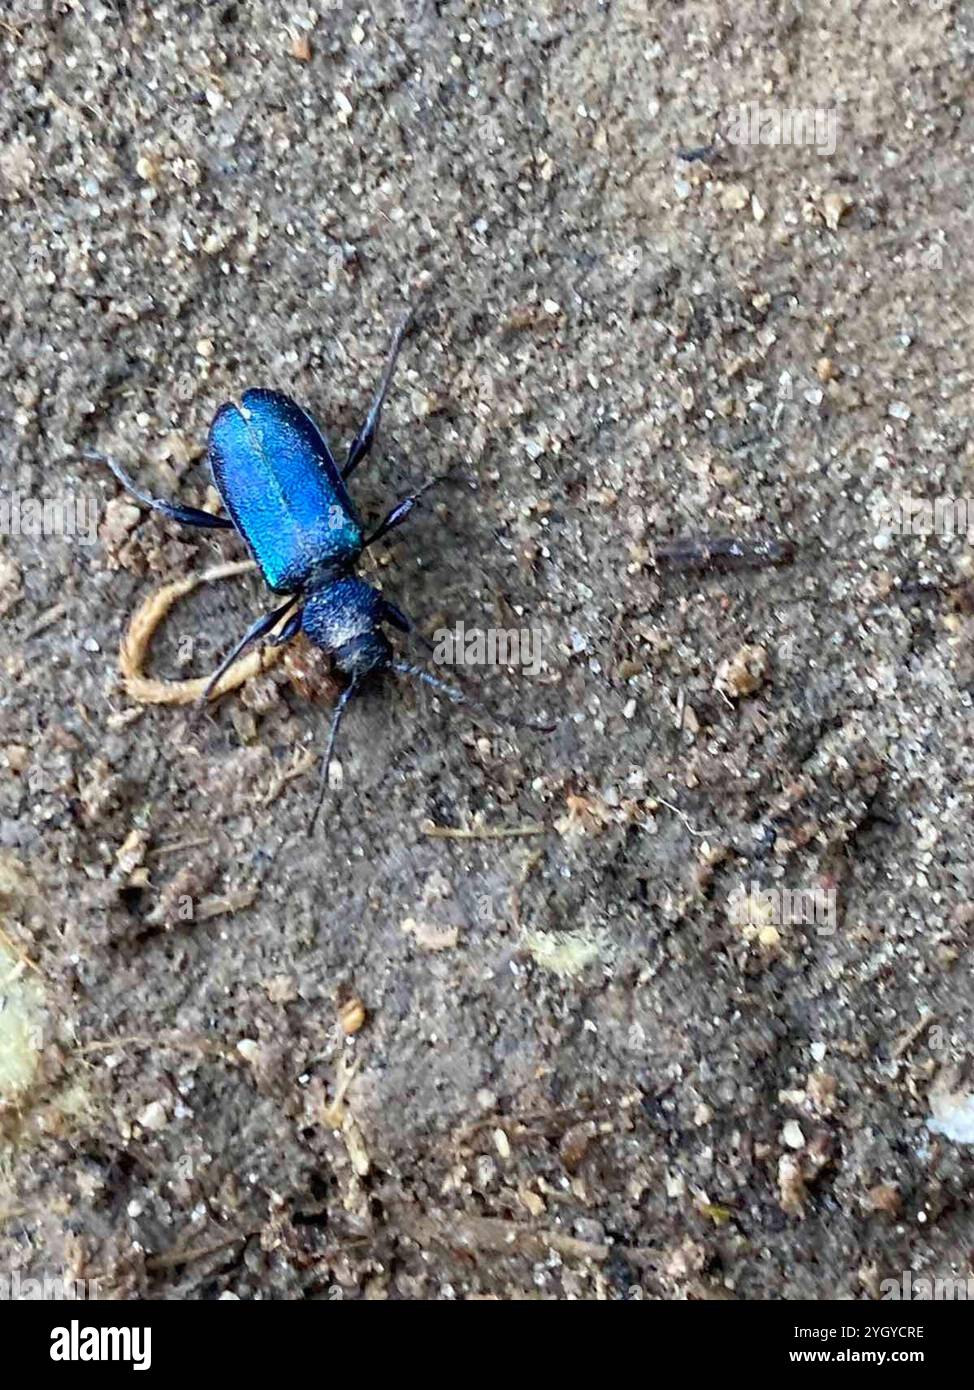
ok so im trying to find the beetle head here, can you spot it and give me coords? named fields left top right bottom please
left=332, top=629, right=393, bottom=682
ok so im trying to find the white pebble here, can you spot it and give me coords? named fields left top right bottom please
left=782, top=1120, right=805, bottom=1150
left=138, top=1101, right=168, bottom=1132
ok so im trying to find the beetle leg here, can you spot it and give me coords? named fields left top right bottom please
left=341, top=308, right=415, bottom=480
left=86, top=451, right=235, bottom=530
left=266, top=609, right=304, bottom=646
left=308, top=679, right=359, bottom=834
left=380, top=602, right=449, bottom=666
left=200, top=598, right=300, bottom=704
left=379, top=598, right=412, bottom=633
left=364, top=495, right=417, bottom=545
left=364, top=473, right=442, bottom=547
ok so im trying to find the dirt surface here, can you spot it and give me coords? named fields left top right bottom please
left=1, top=1, right=973, bottom=1300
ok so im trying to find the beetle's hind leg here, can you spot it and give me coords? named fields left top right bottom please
left=199, top=598, right=301, bottom=705
left=86, top=451, right=235, bottom=530
left=341, top=308, right=416, bottom=480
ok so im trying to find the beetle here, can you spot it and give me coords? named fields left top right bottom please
left=90, top=310, right=522, bottom=828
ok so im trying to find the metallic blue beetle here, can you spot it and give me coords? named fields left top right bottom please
left=92, top=312, right=478, bottom=827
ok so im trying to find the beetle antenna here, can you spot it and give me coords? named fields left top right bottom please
left=392, top=660, right=554, bottom=733
left=84, top=448, right=233, bottom=530
left=308, top=679, right=358, bottom=835
left=85, top=449, right=160, bottom=509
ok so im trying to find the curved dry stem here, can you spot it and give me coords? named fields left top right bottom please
left=119, top=560, right=289, bottom=705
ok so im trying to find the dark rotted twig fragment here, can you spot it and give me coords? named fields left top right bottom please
left=655, top=534, right=796, bottom=573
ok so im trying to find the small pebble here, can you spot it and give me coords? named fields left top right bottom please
left=338, top=997, right=367, bottom=1035
left=138, top=1100, right=169, bottom=1132
left=782, top=1120, right=805, bottom=1150
left=822, top=191, right=852, bottom=230
left=714, top=644, right=769, bottom=699
left=720, top=182, right=749, bottom=212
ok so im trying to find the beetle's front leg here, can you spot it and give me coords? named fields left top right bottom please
left=378, top=598, right=445, bottom=665
left=200, top=597, right=301, bottom=704
left=342, top=308, right=416, bottom=480
left=364, top=471, right=450, bottom=547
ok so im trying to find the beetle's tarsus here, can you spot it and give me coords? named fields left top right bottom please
left=308, top=680, right=358, bottom=834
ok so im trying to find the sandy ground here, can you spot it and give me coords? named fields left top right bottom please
left=1, top=0, right=973, bottom=1299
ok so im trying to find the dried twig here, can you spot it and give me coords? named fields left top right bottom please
left=891, top=1012, right=939, bottom=1061
left=146, top=1230, right=258, bottom=1272
left=119, top=560, right=288, bottom=705
left=150, top=836, right=212, bottom=857
left=77, top=1033, right=236, bottom=1062
left=421, top=820, right=547, bottom=841
left=0, top=923, right=41, bottom=975
left=258, top=748, right=316, bottom=807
